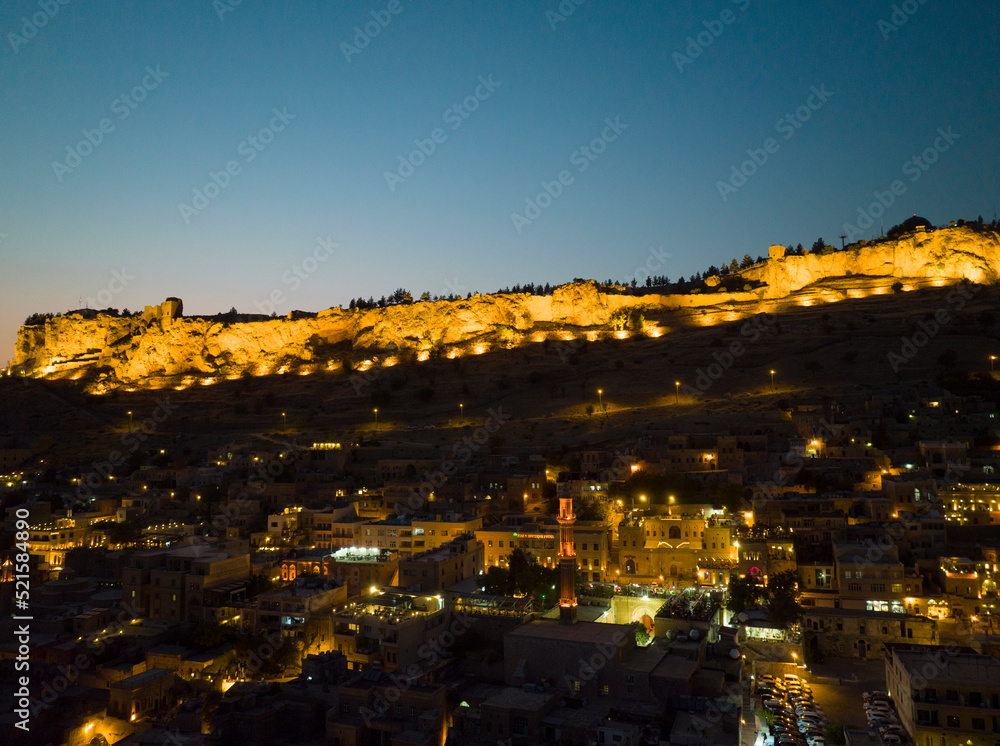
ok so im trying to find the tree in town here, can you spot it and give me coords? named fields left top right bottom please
left=631, top=620, right=651, bottom=646
left=766, top=569, right=803, bottom=629
left=726, top=572, right=766, bottom=614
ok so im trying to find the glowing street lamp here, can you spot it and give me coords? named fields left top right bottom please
left=675, top=381, right=680, bottom=404
left=597, top=388, right=603, bottom=409
left=373, top=408, right=379, bottom=433
left=991, top=356, right=996, bottom=373
left=282, top=412, right=287, bottom=429
left=127, top=411, right=133, bottom=432
left=770, top=369, right=775, bottom=391
left=459, top=402, right=464, bottom=421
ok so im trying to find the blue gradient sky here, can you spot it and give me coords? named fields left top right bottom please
left=2, top=1, right=999, bottom=364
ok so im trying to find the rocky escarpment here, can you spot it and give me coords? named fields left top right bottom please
left=11, top=227, right=1000, bottom=393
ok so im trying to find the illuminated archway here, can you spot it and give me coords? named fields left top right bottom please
left=630, top=607, right=656, bottom=634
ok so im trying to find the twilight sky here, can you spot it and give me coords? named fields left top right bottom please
left=2, top=1, right=999, bottom=364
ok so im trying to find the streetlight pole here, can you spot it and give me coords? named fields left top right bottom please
left=282, top=412, right=286, bottom=429
left=374, top=408, right=379, bottom=434
left=770, top=369, right=775, bottom=392
left=127, top=411, right=133, bottom=432
left=674, top=381, right=680, bottom=404
left=597, top=389, right=603, bottom=410
left=459, top=402, right=464, bottom=422
left=991, top=356, right=996, bottom=373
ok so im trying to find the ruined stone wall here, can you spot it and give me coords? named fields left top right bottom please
left=12, top=227, right=998, bottom=392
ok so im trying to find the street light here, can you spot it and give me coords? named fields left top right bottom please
left=282, top=412, right=286, bottom=429
left=373, top=408, right=379, bottom=433
left=597, top=389, right=603, bottom=409
left=991, top=356, right=996, bottom=373
left=770, top=369, right=775, bottom=391
left=127, top=411, right=133, bottom=432
left=675, top=381, right=680, bottom=404
left=459, top=402, right=464, bottom=421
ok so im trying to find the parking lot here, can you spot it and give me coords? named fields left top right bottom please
left=756, top=671, right=828, bottom=746
left=807, top=657, right=887, bottom=731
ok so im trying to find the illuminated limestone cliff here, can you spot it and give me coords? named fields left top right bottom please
left=11, top=226, right=1000, bottom=393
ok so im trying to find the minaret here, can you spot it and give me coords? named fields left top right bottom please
left=557, top=495, right=578, bottom=624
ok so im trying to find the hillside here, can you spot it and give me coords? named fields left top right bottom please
left=9, top=226, right=1000, bottom=394
left=5, top=279, right=1000, bottom=469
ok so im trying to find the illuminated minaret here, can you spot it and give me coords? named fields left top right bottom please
left=557, top=495, right=578, bottom=625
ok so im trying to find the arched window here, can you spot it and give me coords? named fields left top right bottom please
left=668, top=526, right=681, bottom=539
left=669, top=564, right=678, bottom=576
left=625, top=559, right=636, bottom=574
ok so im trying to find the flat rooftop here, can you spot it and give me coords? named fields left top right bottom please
left=804, top=607, right=919, bottom=619
left=482, top=686, right=554, bottom=712
left=507, top=619, right=630, bottom=645
left=892, top=649, right=1000, bottom=684
left=111, top=667, right=174, bottom=690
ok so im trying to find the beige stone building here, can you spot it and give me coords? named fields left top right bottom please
left=886, top=645, right=1000, bottom=746
left=121, top=544, right=250, bottom=624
